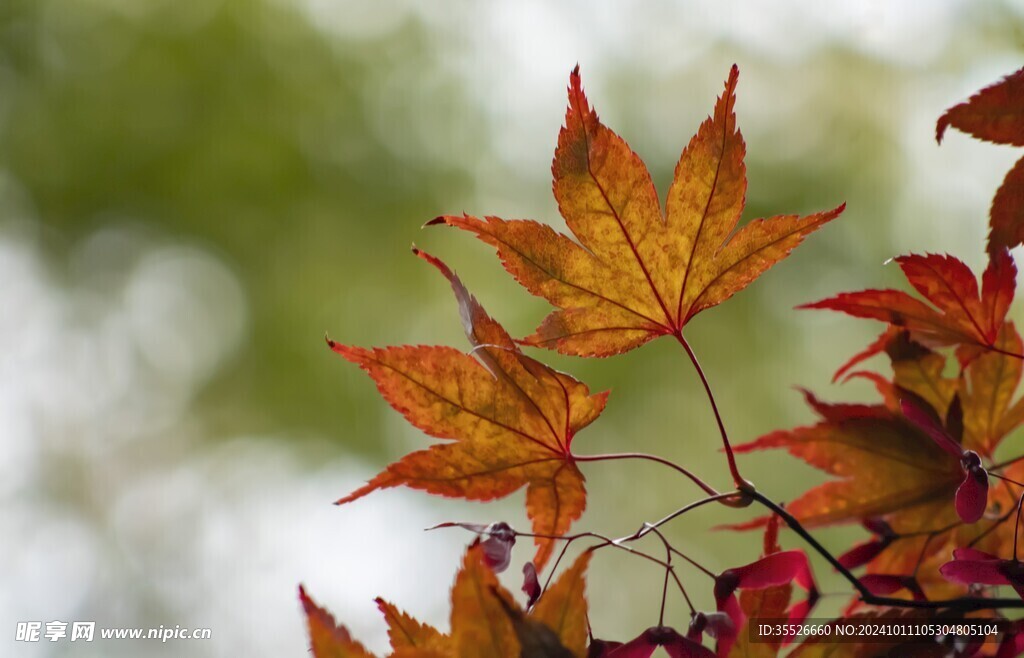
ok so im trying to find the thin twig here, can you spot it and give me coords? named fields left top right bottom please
left=748, top=490, right=1024, bottom=611
left=674, top=331, right=747, bottom=489
left=574, top=452, right=721, bottom=498
left=989, top=453, right=1024, bottom=472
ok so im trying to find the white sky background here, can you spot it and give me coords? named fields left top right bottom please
left=322, top=0, right=1024, bottom=264
left=4, top=0, right=1024, bottom=655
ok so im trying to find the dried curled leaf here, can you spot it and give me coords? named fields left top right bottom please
left=431, top=65, right=842, bottom=357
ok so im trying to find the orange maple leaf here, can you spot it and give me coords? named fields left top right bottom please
left=739, top=328, right=1024, bottom=594
left=375, top=598, right=451, bottom=654
left=331, top=249, right=608, bottom=570
left=300, top=545, right=591, bottom=658
left=300, top=585, right=376, bottom=658
left=448, top=545, right=521, bottom=658
left=526, top=551, right=591, bottom=657
left=958, top=325, right=1024, bottom=456
left=735, top=388, right=964, bottom=534
left=847, top=325, right=1024, bottom=459
left=430, top=65, right=844, bottom=357
left=446, top=546, right=592, bottom=657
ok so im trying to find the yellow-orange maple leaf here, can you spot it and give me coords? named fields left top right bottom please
left=331, top=250, right=608, bottom=570
left=430, top=65, right=843, bottom=357
left=735, top=388, right=964, bottom=534
left=451, top=547, right=591, bottom=658
left=526, top=551, right=591, bottom=657
left=376, top=598, right=451, bottom=654
left=739, top=326, right=1024, bottom=600
left=300, top=585, right=377, bottom=658
left=300, top=546, right=592, bottom=658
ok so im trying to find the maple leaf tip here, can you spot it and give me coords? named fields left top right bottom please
left=568, top=65, right=586, bottom=102
left=840, top=370, right=871, bottom=385
left=424, top=216, right=447, bottom=228
left=725, top=64, right=739, bottom=90
left=412, top=247, right=456, bottom=283
left=795, top=387, right=819, bottom=406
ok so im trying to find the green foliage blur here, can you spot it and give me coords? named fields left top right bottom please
left=0, top=0, right=482, bottom=450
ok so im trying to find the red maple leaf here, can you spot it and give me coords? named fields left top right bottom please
left=802, top=251, right=1016, bottom=368
left=938, top=67, right=1024, bottom=257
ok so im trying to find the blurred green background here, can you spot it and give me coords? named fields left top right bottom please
left=2, top=0, right=1023, bottom=655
